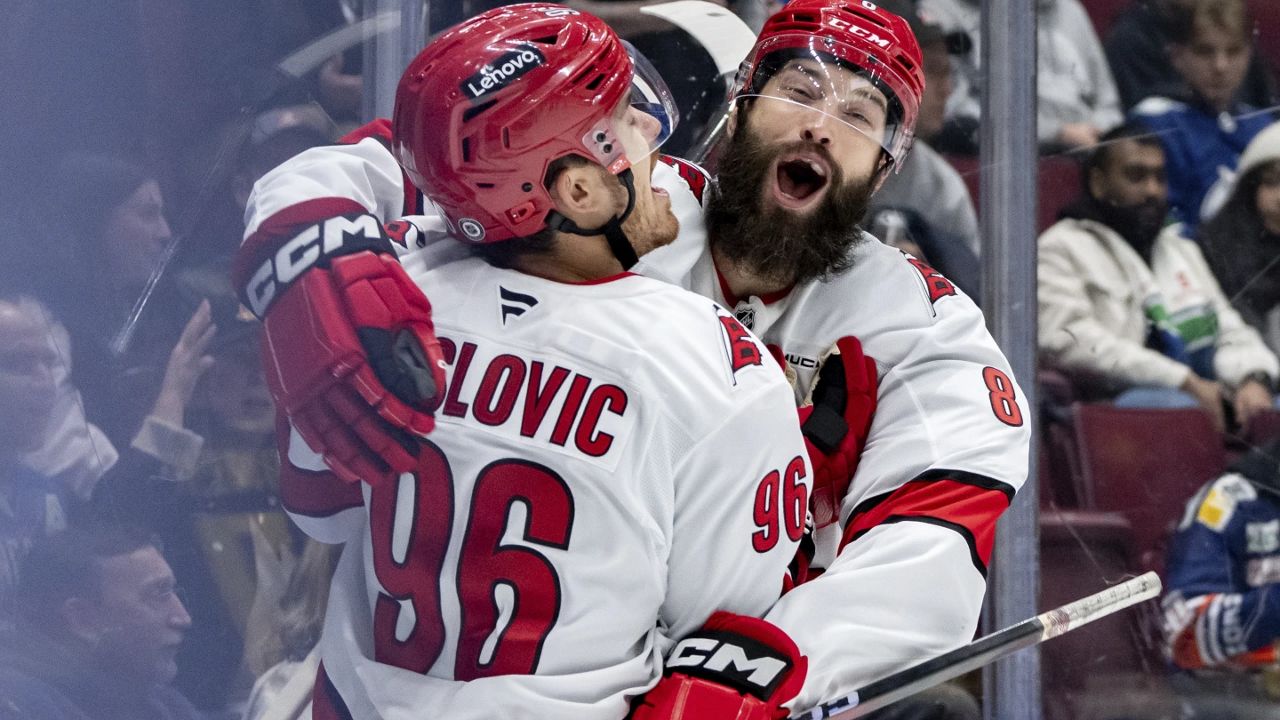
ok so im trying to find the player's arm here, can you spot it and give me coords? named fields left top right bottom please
left=233, top=123, right=446, bottom=487
left=273, top=411, right=365, bottom=543
left=1163, top=474, right=1280, bottom=669
left=1037, top=229, right=1191, bottom=389
left=635, top=318, right=814, bottom=719
left=768, top=302, right=1029, bottom=709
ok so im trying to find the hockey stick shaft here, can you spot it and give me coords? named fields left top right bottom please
left=790, top=571, right=1162, bottom=720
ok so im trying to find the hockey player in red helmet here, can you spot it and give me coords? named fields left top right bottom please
left=235, top=4, right=815, bottom=719
left=392, top=3, right=683, bottom=268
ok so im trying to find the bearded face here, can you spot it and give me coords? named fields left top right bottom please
left=706, top=103, right=880, bottom=288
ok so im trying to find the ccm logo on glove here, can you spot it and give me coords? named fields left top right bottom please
left=243, top=213, right=393, bottom=317
left=666, top=632, right=793, bottom=697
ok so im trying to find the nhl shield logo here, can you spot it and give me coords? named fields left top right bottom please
left=735, top=306, right=756, bottom=330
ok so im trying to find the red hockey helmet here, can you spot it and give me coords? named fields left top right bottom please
left=393, top=3, right=678, bottom=244
left=734, top=0, right=926, bottom=166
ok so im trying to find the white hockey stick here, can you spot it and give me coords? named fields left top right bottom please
left=790, top=571, right=1162, bottom=719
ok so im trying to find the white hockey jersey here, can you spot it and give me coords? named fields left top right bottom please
left=244, top=134, right=812, bottom=719
left=635, top=157, right=1032, bottom=710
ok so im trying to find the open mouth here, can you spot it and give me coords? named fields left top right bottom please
left=770, top=153, right=831, bottom=211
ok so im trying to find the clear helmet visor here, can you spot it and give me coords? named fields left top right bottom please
left=734, top=36, right=918, bottom=168
left=582, top=40, right=680, bottom=175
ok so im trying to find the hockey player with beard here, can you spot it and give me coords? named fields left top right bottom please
left=233, top=1, right=1028, bottom=716
left=630, top=2, right=1031, bottom=710
left=233, top=5, right=817, bottom=719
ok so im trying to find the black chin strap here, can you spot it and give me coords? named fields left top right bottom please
left=546, top=168, right=640, bottom=270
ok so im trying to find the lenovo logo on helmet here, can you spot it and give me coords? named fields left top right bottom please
left=462, top=45, right=546, bottom=101
left=827, top=16, right=892, bottom=48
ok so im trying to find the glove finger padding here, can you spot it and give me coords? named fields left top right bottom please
left=256, top=253, right=442, bottom=486
left=630, top=612, right=807, bottom=720
left=798, top=336, right=878, bottom=528
left=331, top=252, right=446, bottom=432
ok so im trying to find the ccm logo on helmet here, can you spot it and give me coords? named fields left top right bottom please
left=244, top=213, right=390, bottom=317
left=666, top=634, right=792, bottom=696
left=827, top=16, right=892, bottom=48
left=462, top=45, right=546, bottom=101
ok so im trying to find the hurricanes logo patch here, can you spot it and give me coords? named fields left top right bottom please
left=461, top=45, right=546, bottom=101
left=906, top=256, right=957, bottom=304
left=719, top=314, right=763, bottom=375
left=499, top=286, right=538, bottom=325
left=659, top=155, right=710, bottom=204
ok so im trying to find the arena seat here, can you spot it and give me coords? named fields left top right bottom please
left=1079, top=0, right=1131, bottom=38
left=1247, top=0, right=1280, bottom=82
left=943, top=153, right=1082, bottom=233
left=1072, top=404, right=1226, bottom=573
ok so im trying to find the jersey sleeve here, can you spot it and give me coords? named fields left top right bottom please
left=273, top=411, right=364, bottom=544
left=768, top=254, right=1029, bottom=710
left=662, top=377, right=813, bottom=644
left=240, top=120, right=417, bottom=262
left=1163, top=474, right=1280, bottom=669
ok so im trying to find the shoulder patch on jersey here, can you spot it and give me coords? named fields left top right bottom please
left=1196, top=474, right=1257, bottom=532
left=904, top=254, right=957, bottom=304
left=659, top=155, right=710, bottom=205
left=716, top=308, right=764, bottom=377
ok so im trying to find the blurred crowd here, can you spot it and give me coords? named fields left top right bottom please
left=2, top=0, right=1280, bottom=718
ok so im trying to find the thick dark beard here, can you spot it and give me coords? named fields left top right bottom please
left=1097, top=197, right=1169, bottom=259
left=706, top=117, right=875, bottom=288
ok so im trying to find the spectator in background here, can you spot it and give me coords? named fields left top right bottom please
left=1105, top=0, right=1275, bottom=113
left=242, top=540, right=340, bottom=720
left=16, top=154, right=217, bottom=480
left=1038, top=123, right=1278, bottom=432
left=0, top=219, right=117, bottom=506
left=1200, top=121, right=1280, bottom=344
left=0, top=294, right=68, bottom=628
left=1162, top=439, right=1280, bottom=707
left=166, top=305, right=289, bottom=713
left=0, top=524, right=198, bottom=720
left=868, top=0, right=982, bottom=298
left=919, top=0, right=1122, bottom=153
left=189, top=103, right=340, bottom=270
left=230, top=104, right=338, bottom=211
left=1130, top=0, right=1274, bottom=233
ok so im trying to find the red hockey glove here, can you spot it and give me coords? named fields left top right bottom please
left=233, top=211, right=445, bottom=486
left=798, top=336, right=878, bottom=528
left=630, top=612, right=807, bottom=720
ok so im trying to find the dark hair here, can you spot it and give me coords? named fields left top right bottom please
left=16, top=523, right=159, bottom=630
left=49, top=152, right=154, bottom=247
left=469, top=154, right=592, bottom=269
left=1166, top=0, right=1251, bottom=45
left=1083, top=122, right=1165, bottom=191
left=1198, top=159, right=1280, bottom=319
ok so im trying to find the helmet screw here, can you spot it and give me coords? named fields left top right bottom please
left=602, top=143, right=613, bottom=154
left=595, top=132, right=607, bottom=142
left=522, top=182, right=533, bottom=192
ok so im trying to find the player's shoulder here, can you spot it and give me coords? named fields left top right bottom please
left=656, top=155, right=712, bottom=207
left=627, top=282, right=787, bottom=397
left=428, top=264, right=784, bottom=401
left=1181, top=472, right=1260, bottom=534
left=811, top=238, right=981, bottom=330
